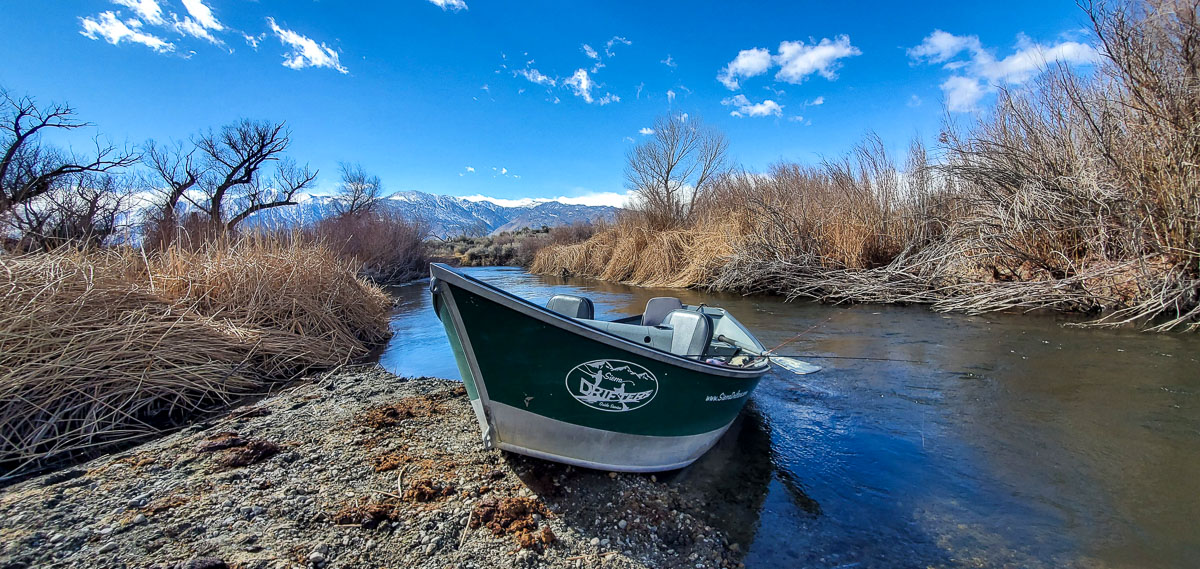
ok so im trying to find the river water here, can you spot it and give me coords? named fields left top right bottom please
left=378, top=267, right=1200, bottom=569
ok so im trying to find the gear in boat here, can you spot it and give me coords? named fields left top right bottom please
left=545, top=294, right=765, bottom=367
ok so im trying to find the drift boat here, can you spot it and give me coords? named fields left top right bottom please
left=430, top=263, right=774, bottom=472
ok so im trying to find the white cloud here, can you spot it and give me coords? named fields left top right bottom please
left=773, top=35, right=861, bottom=84
left=173, top=16, right=219, bottom=44
left=605, top=36, right=631, bottom=57
left=563, top=68, right=594, bottom=103
left=244, top=33, right=265, bottom=49
left=582, top=44, right=599, bottom=60
left=678, top=113, right=688, bottom=123
left=180, top=0, right=223, bottom=31
left=465, top=166, right=475, bottom=173
left=907, top=30, right=980, bottom=63
left=638, top=127, right=654, bottom=135
left=788, top=115, right=805, bottom=122
left=909, top=30, right=1101, bottom=112
left=721, top=94, right=783, bottom=118
left=808, top=96, right=824, bottom=106
left=461, top=191, right=632, bottom=208
left=112, top=0, right=164, bottom=26
left=501, top=167, right=508, bottom=175
left=517, top=68, right=555, bottom=86
left=428, top=0, right=468, bottom=12
left=267, top=17, right=348, bottom=74
left=80, top=11, right=174, bottom=52
left=661, top=54, right=676, bottom=68
left=597, top=93, right=620, bottom=105
left=940, top=76, right=986, bottom=112
left=907, top=94, right=922, bottom=107
left=717, top=47, right=771, bottom=90
left=666, top=89, right=676, bottom=103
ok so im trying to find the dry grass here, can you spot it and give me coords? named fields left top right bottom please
left=532, top=1, right=1200, bottom=332
left=0, top=237, right=392, bottom=479
left=309, top=210, right=429, bottom=284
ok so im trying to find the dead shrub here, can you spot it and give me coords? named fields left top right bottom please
left=0, top=236, right=392, bottom=479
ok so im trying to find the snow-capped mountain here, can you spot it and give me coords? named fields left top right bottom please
left=246, top=190, right=620, bottom=237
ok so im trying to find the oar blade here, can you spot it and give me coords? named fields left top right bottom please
left=771, top=356, right=822, bottom=375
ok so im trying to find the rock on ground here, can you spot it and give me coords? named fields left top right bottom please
left=0, top=367, right=743, bottom=569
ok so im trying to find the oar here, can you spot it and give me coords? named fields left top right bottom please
left=716, top=334, right=823, bottom=375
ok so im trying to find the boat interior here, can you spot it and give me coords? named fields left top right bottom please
left=544, top=294, right=767, bottom=367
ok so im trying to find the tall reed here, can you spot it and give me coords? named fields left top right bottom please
left=0, top=237, right=392, bottom=479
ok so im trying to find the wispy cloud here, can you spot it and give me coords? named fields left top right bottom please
left=80, top=11, right=174, bottom=52
left=180, top=0, right=222, bottom=31
left=563, top=69, right=594, bottom=103
left=517, top=68, right=556, bottom=86
left=465, top=166, right=475, bottom=173
left=909, top=30, right=1101, bottom=111
left=267, top=17, right=348, bottom=74
left=597, top=93, right=620, bottom=105
left=428, top=0, right=468, bottom=12
left=604, top=36, right=630, bottom=57
left=638, top=127, right=654, bottom=135
left=243, top=32, right=265, bottom=49
left=582, top=44, right=599, bottom=60
left=173, top=16, right=219, bottom=44
left=112, top=0, right=164, bottom=26
left=661, top=54, right=676, bottom=68
left=717, top=47, right=772, bottom=90
left=172, top=0, right=223, bottom=44
left=721, top=94, right=783, bottom=118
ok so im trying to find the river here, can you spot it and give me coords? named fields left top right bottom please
left=378, top=267, right=1200, bottom=569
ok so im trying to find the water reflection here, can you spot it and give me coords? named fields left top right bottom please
left=377, top=267, right=1200, bottom=568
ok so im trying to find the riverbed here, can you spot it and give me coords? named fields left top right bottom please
left=380, top=267, right=1200, bottom=569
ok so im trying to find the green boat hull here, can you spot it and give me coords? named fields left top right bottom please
left=430, top=264, right=769, bottom=472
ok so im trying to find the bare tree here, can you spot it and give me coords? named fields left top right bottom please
left=332, top=162, right=382, bottom=217
left=625, top=114, right=728, bottom=228
left=146, top=119, right=317, bottom=238
left=0, top=89, right=138, bottom=217
left=4, top=171, right=137, bottom=251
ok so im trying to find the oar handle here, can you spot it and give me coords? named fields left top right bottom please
left=716, top=334, right=767, bottom=356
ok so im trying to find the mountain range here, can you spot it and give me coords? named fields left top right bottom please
left=247, top=191, right=621, bottom=237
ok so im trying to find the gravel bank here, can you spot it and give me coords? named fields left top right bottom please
left=0, top=367, right=746, bottom=569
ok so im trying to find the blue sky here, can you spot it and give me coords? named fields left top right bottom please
left=1, top=1, right=1099, bottom=207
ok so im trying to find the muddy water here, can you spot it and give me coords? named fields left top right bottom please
left=379, top=267, right=1200, bottom=569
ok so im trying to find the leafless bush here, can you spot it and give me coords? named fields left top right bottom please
left=333, top=162, right=382, bottom=217
left=312, top=210, right=429, bottom=283
left=625, top=114, right=727, bottom=229
left=533, top=1, right=1200, bottom=331
left=3, top=171, right=139, bottom=251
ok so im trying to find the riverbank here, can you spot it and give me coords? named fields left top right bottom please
left=0, top=367, right=742, bottom=569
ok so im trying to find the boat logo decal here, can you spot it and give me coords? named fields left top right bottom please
left=565, top=359, right=658, bottom=412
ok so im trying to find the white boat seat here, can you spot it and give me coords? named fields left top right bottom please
left=546, top=294, right=595, bottom=320
left=661, top=309, right=714, bottom=358
left=642, top=297, right=683, bottom=327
